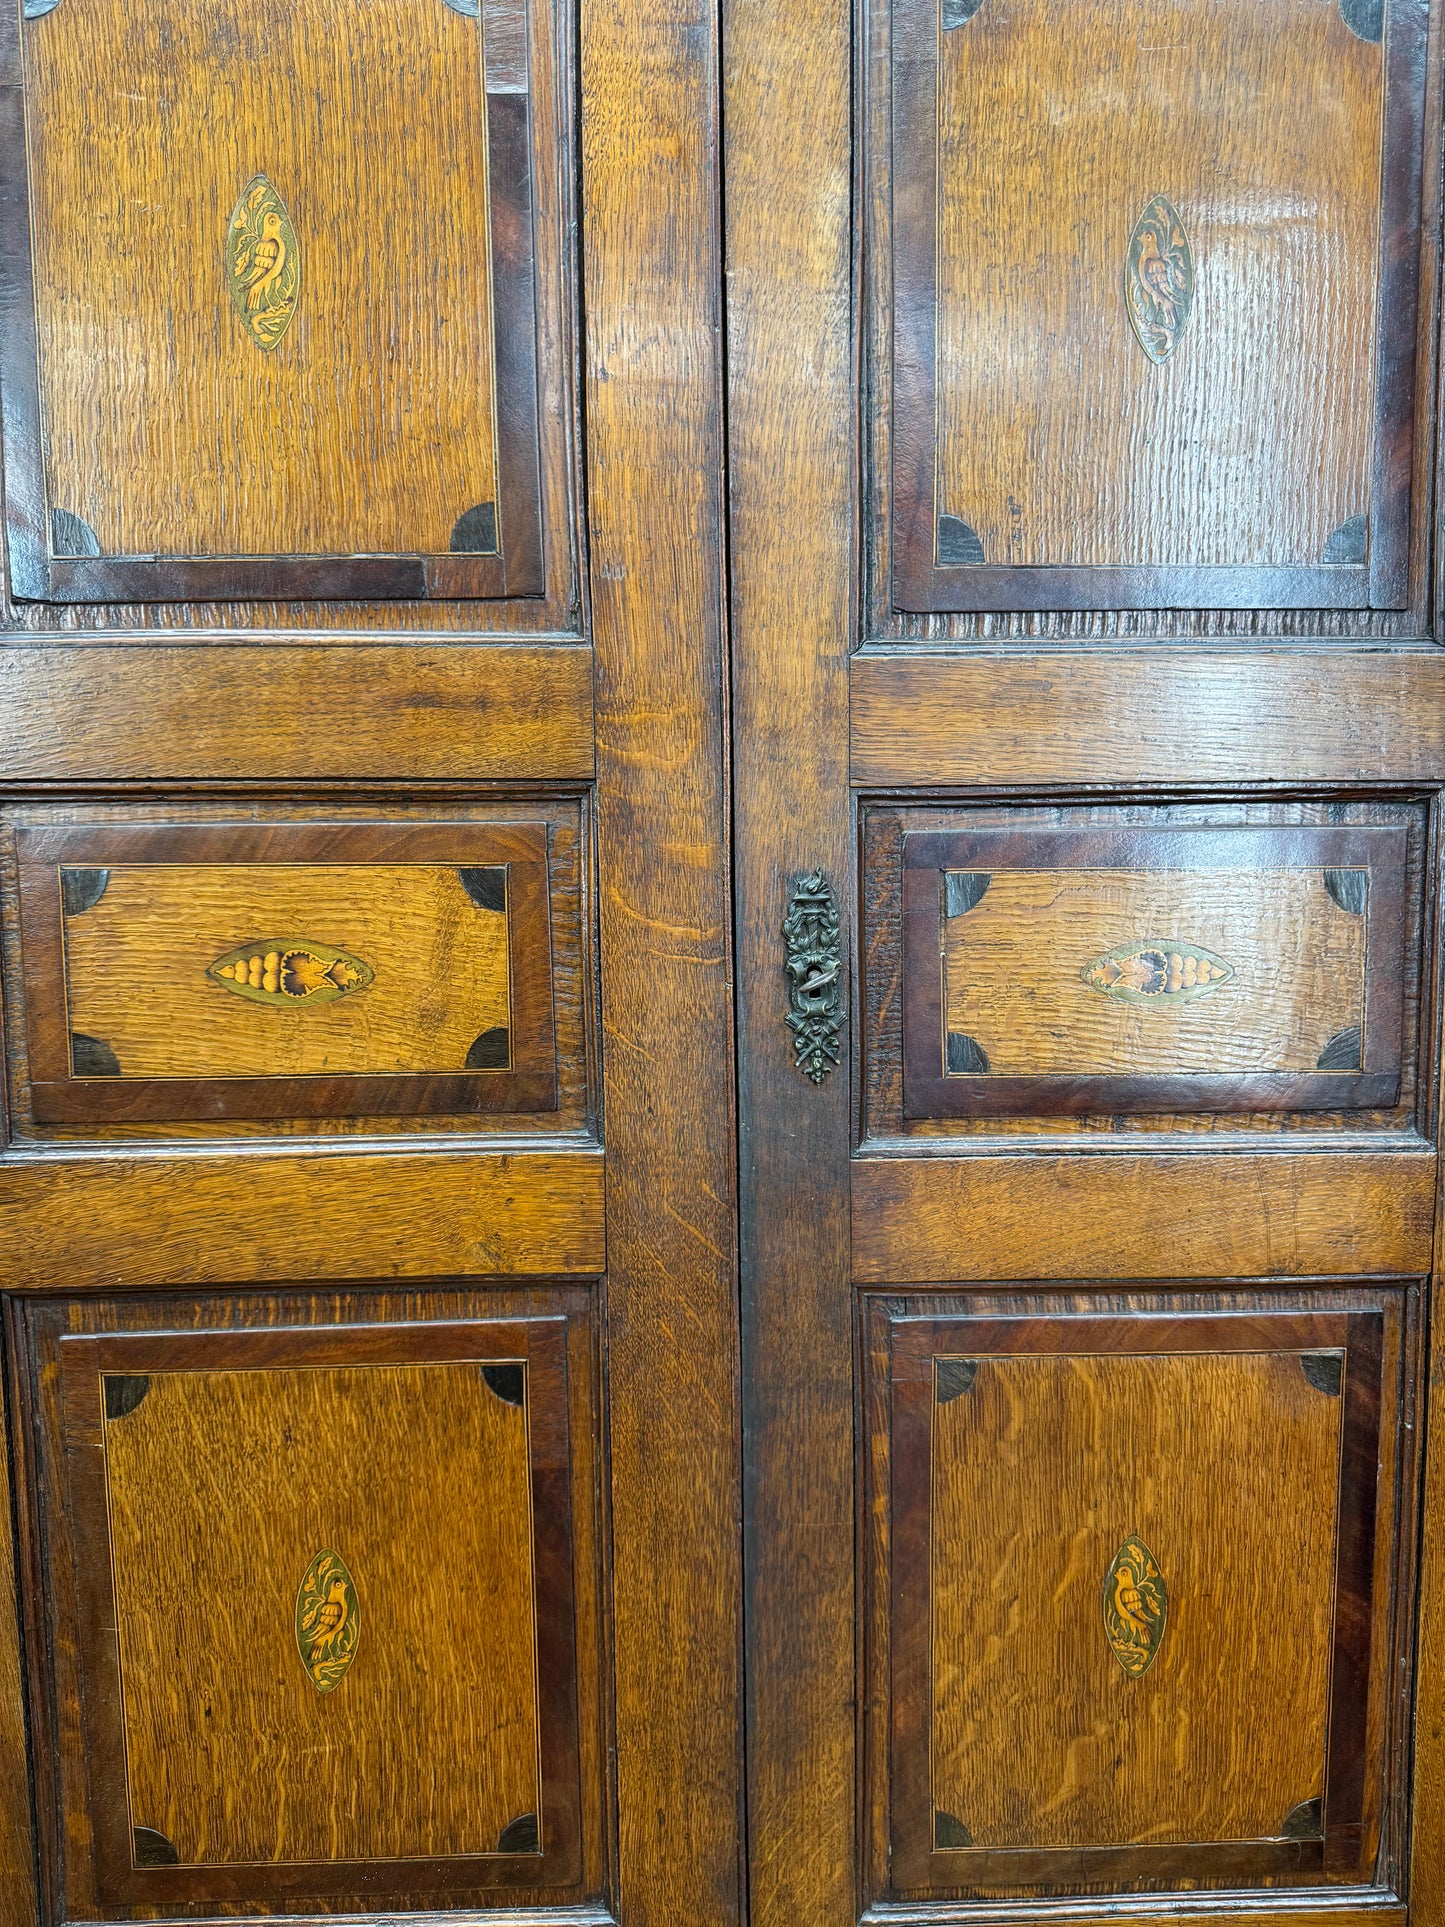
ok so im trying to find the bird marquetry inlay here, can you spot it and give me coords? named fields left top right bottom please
left=1101, top=1535, right=1167, bottom=1678
left=226, top=175, right=301, bottom=352
left=207, top=940, right=373, bottom=1007
left=1124, top=195, right=1193, bottom=365
left=1082, top=939, right=1233, bottom=1004
left=295, top=1548, right=360, bottom=1694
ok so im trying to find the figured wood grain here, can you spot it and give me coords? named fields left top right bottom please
left=0, top=1377, right=37, bottom=1927
left=1409, top=1267, right=1445, bottom=1923
left=0, top=644, right=595, bottom=781
left=930, top=0, right=1382, bottom=572
left=102, top=1359, right=535, bottom=1865
left=0, top=1148, right=604, bottom=1287
left=930, top=1350, right=1338, bottom=1846
left=850, top=649, right=1445, bottom=789
left=851, top=1153, right=1436, bottom=1282
left=581, top=0, right=742, bottom=1899
left=724, top=0, right=855, bottom=1900
left=59, top=864, right=511, bottom=1079
left=940, top=867, right=1364, bottom=1076
left=24, top=0, right=498, bottom=561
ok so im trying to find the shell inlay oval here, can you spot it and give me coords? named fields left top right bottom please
left=1125, top=195, right=1193, bottom=365
left=207, top=941, right=373, bottom=1006
left=1102, top=1534, right=1167, bottom=1677
left=295, top=1548, right=360, bottom=1694
left=226, top=175, right=301, bottom=351
left=1082, top=940, right=1233, bottom=1004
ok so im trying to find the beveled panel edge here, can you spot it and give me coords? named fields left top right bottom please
left=851, top=1151, right=1436, bottom=1282
left=0, top=1363, right=37, bottom=1927
left=122, top=1912, right=622, bottom=1927
left=850, top=649, right=1445, bottom=788
left=0, top=1146, right=604, bottom=1286
left=0, top=642, right=595, bottom=782
left=859, top=1902, right=1405, bottom=1927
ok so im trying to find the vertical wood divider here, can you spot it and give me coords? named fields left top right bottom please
left=581, top=0, right=743, bottom=1914
left=725, top=0, right=857, bottom=1911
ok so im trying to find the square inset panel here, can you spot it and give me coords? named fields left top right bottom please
left=901, top=824, right=1408, bottom=1116
left=885, top=0, right=1428, bottom=610
left=17, top=1291, right=604, bottom=1911
left=1, top=0, right=549, bottom=599
left=13, top=819, right=563, bottom=1122
left=864, top=1294, right=1410, bottom=1900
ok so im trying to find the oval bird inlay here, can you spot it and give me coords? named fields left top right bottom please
left=1082, top=940, right=1233, bottom=1004
left=1102, top=1535, right=1167, bottom=1677
left=295, top=1549, right=360, bottom=1694
left=1125, top=195, right=1193, bottom=365
left=208, top=940, right=373, bottom=1007
left=226, top=175, right=301, bottom=351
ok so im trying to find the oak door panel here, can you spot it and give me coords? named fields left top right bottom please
left=887, top=0, right=1428, bottom=610
left=1, top=0, right=548, bottom=601
left=14, top=1287, right=606, bottom=1915
left=864, top=1292, right=1414, bottom=1903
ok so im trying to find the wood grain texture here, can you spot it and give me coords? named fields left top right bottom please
left=723, top=0, right=855, bottom=1899
left=0, top=1147, right=603, bottom=1287
left=0, top=1369, right=37, bottom=1927
left=857, top=1910, right=1407, bottom=1927
left=851, top=649, right=1445, bottom=788
left=16, top=1286, right=606, bottom=1916
left=581, top=0, right=742, bottom=1903
left=0, top=644, right=595, bottom=781
left=851, top=1153, right=1436, bottom=1282
left=1409, top=1267, right=1445, bottom=1923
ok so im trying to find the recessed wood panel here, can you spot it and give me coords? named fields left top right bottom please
left=887, top=0, right=1428, bottom=610
left=13, top=820, right=563, bottom=1121
left=19, top=1295, right=597, bottom=1910
left=901, top=826, right=1407, bottom=1116
left=870, top=1299, right=1406, bottom=1899
left=1, top=0, right=547, bottom=600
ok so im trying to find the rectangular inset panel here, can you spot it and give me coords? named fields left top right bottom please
left=866, top=1296, right=1408, bottom=1899
left=0, top=0, right=548, bottom=599
left=902, top=826, right=1407, bottom=1116
left=14, top=821, right=561, bottom=1121
left=18, top=1290, right=603, bottom=1912
left=888, top=0, right=1427, bottom=610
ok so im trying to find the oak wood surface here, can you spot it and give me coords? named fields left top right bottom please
left=0, top=1147, right=604, bottom=1288
left=851, top=1152, right=1436, bottom=1283
left=0, top=1373, right=36, bottom=1927
left=0, top=644, right=596, bottom=781
left=580, top=0, right=742, bottom=1904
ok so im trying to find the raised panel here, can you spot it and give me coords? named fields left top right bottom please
left=10, top=817, right=569, bottom=1123
left=885, top=0, right=1430, bottom=611
left=864, top=1293, right=1413, bottom=1902
left=0, top=0, right=552, bottom=601
left=14, top=1288, right=605, bottom=1913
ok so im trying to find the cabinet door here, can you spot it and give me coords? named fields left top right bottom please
left=0, top=0, right=740, bottom=1920
left=727, top=0, right=1444, bottom=1918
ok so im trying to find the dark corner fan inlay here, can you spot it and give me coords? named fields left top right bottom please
left=935, top=1357, right=978, bottom=1403
left=23, top=0, right=66, bottom=15
left=104, top=1375, right=151, bottom=1420
left=946, top=1032, right=989, bottom=1075
left=482, top=1362, right=526, bottom=1407
left=935, top=1809, right=975, bottom=1847
left=133, top=1827, right=180, bottom=1867
left=938, top=514, right=985, bottom=565
left=941, top=0, right=986, bottom=24
left=459, top=865, right=508, bottom=912
left=1300, top=1353, right=1343, bottom=1398
left=465, top=1026, right=511, bottom=1070
left=451, top=501, right=498, bottom=553
left=1323, top=869, right=1368, bottom=916
left=1323, top=513, right=1368, bottom=563
left=1316, top=1025, right=1362, bottom=1072
left=50, top=507, right=100, bottom=556
left=945, top=871, right=990, bottom=917
left=71, top=1033, right=121, bottom=1077
left=497, top=1811, right=541, bottom=1854
left=60, top=868, right=110, bottom=915
left=1281, top=1795, right=1325, bottom=1839
left=1339, top=0, right=1383, bottom=40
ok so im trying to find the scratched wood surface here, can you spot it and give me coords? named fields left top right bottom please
left=940, top=867, right=1365, bottom=1077
left=23, top=0, right=497, bottom=561
left=102, top=1358, right=536, bottom=1865
left=929, top=1349, right=1339, bottom=1846
left=58, top=863, right=511, bottom=1079
left=930, top=0, right=1382, bottom=572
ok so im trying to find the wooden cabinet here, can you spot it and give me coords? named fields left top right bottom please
left=2, top=0, right=1445, bottom=1919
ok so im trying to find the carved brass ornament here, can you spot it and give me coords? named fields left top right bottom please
left=208, top=941, right=373, bottom=1006
left=1082, top=940, right=1233, bottom=1004
left=1125, top=195, right=1193, bottom=365
left=1102, top=1535, right=1167, bottom=1677
left=783, top=871, right=842, bottom=1083
left=295, top=1549, right=360, bottom=1694
left=226, top=176, right=301, bottom=352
